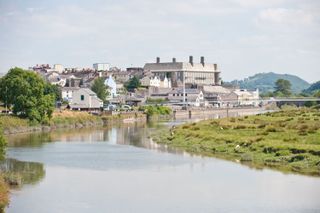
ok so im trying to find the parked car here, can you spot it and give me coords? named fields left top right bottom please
left=104, top=104, right=119, bottom=111
left=121, top=105, right=132, bottom=111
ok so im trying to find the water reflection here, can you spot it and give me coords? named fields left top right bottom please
left=0, top=158, right=45, bottom=185
left=4, top=113, right=320, bottom=213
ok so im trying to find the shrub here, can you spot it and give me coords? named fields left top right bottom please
left=230, top=118, right=236, bottom=123
left=266, top=125, right=277, bottom=132
left=234, top=125, right=246, bottom=129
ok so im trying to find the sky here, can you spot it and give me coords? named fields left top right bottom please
left=0, top=0, right=319, bottom=82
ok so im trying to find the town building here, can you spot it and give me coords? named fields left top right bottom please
left=61, top=87, right=80, bottom=102
left=69, top=88, right=103, bottom=111
left=168, top=88, right=205, bottom=107
left=140, top=76, right=172, bottom=88
left=93, top=63, right=110, bottom=71
left=53, top=64, right=64, bottom=73
left=144, top=56, right=221, bottom=88
left=232, top=89, right=260, bottom=106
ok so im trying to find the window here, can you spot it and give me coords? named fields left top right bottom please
left=81, top=95, right=84, bottom=101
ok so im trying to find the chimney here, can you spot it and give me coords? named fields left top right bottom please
left=156, top=57, right=160, bottom=63
left=214, top=64, right=218, bottom=71
left=200, top=56, right=205, bottom=66
left=172, top=58, right=176, bottom=63
left=189, top=56, right=193, bottom=66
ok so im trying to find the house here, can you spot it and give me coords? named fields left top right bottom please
left=112, top=71, right=131, bottom=83
left=141, top=76, right=171, bottom=88
left=116, top=83, right=125, bottom=95
left=61, top=87, right=80, bottom=103
left=168, top=88, right=204, bottom=107
left=232, top=89, right=260, bottom=106
left=202, top=85, right=232, bottom=106
left=104, top=75, right=117, bottom=98
left=69, top=88, right=103, bottom=111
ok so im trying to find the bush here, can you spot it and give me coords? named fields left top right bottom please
left=139, top=105, right=172, bottom=116
left=265, top=125, right=277, bottom=132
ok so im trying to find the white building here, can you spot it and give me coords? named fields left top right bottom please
left=93, top=63, right=110, bottom=71
left=150, top=76, right=161, bottom=87
left=140, top=76, right=172, bottom=88
left=232, top=89, right=260, bottom=106
left=160, top=76, right=171, bottom=88
left=70, top=88, right=103, bottom=110
left=53, top=64, right=64, bottom=73
left=61, top=87, right=80, bottom=102
left=168, top=88, right=204, bottom=107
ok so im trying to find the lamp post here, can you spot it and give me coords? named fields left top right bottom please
left=183, top=71, right=186, bottom=107
left=5, top=86, right=8, bottom=115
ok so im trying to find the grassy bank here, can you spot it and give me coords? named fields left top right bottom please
left=0, top=131, right=8, bottom=212
left=154, top=108, right=320, bottom=176
left=0, top=110, right=103, bottom=134
left=50, top=111, right=103, bottom=127
left=0, top=175, right=9, bottom=212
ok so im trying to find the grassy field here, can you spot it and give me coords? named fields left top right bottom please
left=154, top=108, right=320, bottom=176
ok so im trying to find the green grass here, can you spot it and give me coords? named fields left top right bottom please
left=154, top=108, right=320, bottom=176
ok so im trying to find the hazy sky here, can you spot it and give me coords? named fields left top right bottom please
left=0, top=0, right=319, bottom=82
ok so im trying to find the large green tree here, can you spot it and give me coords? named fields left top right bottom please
left=274, top=79, right=292, bottom=96
left=91, top=77, right=108, bottom=101
left=124, top=76, right=141, bottom=91
left=0, top=67, right=55, bottom=122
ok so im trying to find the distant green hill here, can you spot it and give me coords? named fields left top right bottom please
left=229, top=72, right=310, bottom=94
left=303, top=81, right=320, bottom=94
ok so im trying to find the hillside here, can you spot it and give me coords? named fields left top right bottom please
left=229, top=72, right=310, bottom=94
left=303, top=81, right=320, bottom=94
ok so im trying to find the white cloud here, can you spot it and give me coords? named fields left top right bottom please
left=231, top=0, right=287, bottom=8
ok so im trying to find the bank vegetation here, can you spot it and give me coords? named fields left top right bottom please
left=154, top=107, right=320, bottom=176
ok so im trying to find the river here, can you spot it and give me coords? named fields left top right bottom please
left=4, top=115, right=320, bottom=213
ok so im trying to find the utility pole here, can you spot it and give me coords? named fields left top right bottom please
left=5, top=86, right=8, bottom=115
left=183, top=71, right=186, bottom=109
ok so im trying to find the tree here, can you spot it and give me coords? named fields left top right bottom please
left=313, top=90, right=320, bottom=98
left=0, top=67, right=55, bottom=122
left=124, top=76, right=141, bottom=91
left=44, top=84, right=61, bottom=101
left=274, top=79, right=292, bottom=96
left=91, top=77, right=108, bottom=101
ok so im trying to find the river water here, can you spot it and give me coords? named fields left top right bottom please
left=4, top=116, right=320, bottom=213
